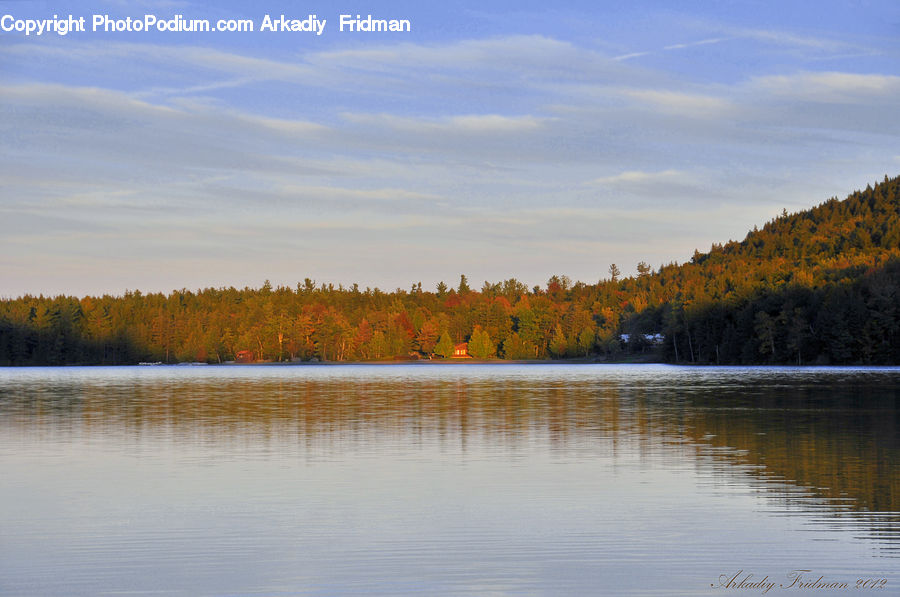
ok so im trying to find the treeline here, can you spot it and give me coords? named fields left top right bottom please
left=2, top=176, right=899, bottom=366
left=0, top=276, right=620, bottom=365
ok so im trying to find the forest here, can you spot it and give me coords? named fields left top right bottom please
left=2, top=175, right=899, bottom=366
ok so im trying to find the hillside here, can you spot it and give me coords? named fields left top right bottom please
left=618, top=175, right=900, bottom=364
left=1, top=176, right=898, bottom=366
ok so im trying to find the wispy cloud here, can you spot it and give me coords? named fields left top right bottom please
left=1, top=82, right=179, bottom=117
left=588, top=169, right=688, bottom=186
left=3, top=15, right=898, bottom=295
left=340, top=113, right=547, bottom=134
left=607, top=17, right=876, bottom=66
left=613, top=51, right=652, bottom=61
left=751, top=71, right=900, bottom=102
left=312, top=35, right=581, bottom=70
left=663, top=37, right=729, bottom=51
left=731, top=26, right=855, bottom=52
left=618, top=88, right=733, bottom=117
left=273, top=184, right=443, bottom=204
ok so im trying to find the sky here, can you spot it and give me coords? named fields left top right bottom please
left=1, top=0, right=899, bottom=297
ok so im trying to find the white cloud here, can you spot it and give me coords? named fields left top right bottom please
left=751, top=71, right=900, bottom=102
left=664, top=38, right=728, bottom=51
left=311, top=35, right=582, bottom=71
left=1, top=82, right=179, bottom=118
left=273, top=184, right=442, bottom=204
left=3, top=23, right=899, bottom=296
left=732, top=26, right=855, bottom=52
left=1, top=41, right=314, bottom=81
left=613, top=51, right=651, bottom=61
left=588, top=169, right=688, bottom=186
left=618, top=88, right=733, bottom=117
left=0, top=82, right=330, bottom=172
left=340, top=112, right=546, bottom=134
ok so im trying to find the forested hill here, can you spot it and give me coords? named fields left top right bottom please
left=2, top=176, right=899, bottom=366
left=617, top=174, right=900, bottom=364
left=714, top=176, right=899, bottom=264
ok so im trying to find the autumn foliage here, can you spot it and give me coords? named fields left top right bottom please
left=2, top=176, right=899, bottom=365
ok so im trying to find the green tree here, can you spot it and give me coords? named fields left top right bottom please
left=467, top=326, right=495, bottom=359
left=501, top=332, right=536, bottom=360
left=434, top=331, right=455, bottom=358
left=608, top=263, right=621, bottom=282
left=458, top=274, right=470, bottom=294
left=576, top=327, right=595, bottom=356
left=637, top=261, right=652, bottom=277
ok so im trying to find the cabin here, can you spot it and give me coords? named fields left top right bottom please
left=452, top=342, right=471, bottom=358
left=235, top=350, right=254, bottom=363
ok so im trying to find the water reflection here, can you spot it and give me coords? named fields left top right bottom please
left=0, top=365, right=898, bottom=594
left=3, top=366, right=896, bottom=513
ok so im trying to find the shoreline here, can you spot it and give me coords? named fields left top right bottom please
left=5, top=359, right=900, bottom=370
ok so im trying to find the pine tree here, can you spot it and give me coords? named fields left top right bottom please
left=458, top=275, right=470, bottom=294
left=468, top=326, right=495, bottom=359
left=434, top=331, right=455, bottom=358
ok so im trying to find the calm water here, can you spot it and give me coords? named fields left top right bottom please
left=0, top=364, right=897, bottom=596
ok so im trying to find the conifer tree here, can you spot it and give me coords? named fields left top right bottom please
left=434, top=331, right=455, bottom=358
left=468, top=326, right=495, bottom=359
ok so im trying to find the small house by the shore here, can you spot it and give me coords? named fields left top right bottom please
left=235, top=350, right=254, bottom=363
left=452, top=342, right=471, bottom=358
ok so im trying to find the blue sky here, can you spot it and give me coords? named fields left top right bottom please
left=2, top=0, right=899, bottom=297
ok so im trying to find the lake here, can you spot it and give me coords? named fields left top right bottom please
left=0, top=364, right=897, bottom=596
